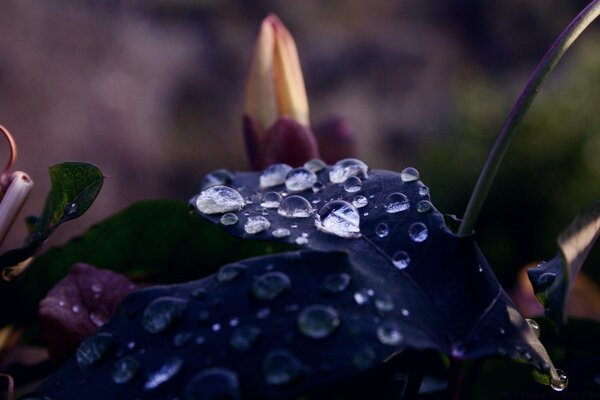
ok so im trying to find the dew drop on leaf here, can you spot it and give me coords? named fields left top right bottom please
left=143, top=356, right=183, bottom=390
left=194, top=186, right=245, bottom=214
left=525, top=319, right=541, bottom=338
left=272, top=228, right=291, bottom=238
left=408, top=222, right=429, bottom=242
left=142, top=297, right=187, bottom=334
left=244, top=216, right=271, bottom=234
left=76, top=333, right=115, bottom=369
left=343, top=176, right=362, bottom=193
left=263, top=350, right=304, bottom=386
left=173, top=332, right=193, bottom=347
left=65, top=202, right=78, bottom=217
left=376, top=319, right=404, bottom=346
left=312, top=182, right=325, bottom=193
left=285, top=168, right=318, bottom=192
left=551, top=369, right=568, bottom=392
left=375, top=223, right=389, bottom=238
left=416, top=200, right=433, bottom=213
left=216, top=263, right=247, bottom=283
left=260, top=191, right=282, bottom=208
left=321, top=273, right=351, bottom=296
left=385, top=193, right=409, bottom=214
left=353, top=346, right=377, bottom=370
left=297, top=305, right=340, bottom=339
left=185, top=368, right=241, bottom=400
left=252, top=272, right=291, bottom=301
left=351, top=195, right=368, bottom=208
left=230, top=326, right=261, bottom=351
left=375, top=294, right=394, bottom=312
left=112, top=356, right=140, bottom=384
left=353, top=288, right=372, bottom=305
left=316, top=200, right=361, bottom=238
left=294, top=236, right=309, bottom=245
left=277, top=195, right=314, bottom=218
left=419, top=186, right=429, bottom=196
left=260, top=163, right=292, bottom=188
left=201, top=169, right=234, bottom=190
left=303, top=158, right=326, bottom=172
left=400, top=167, right=420, bottom=182
left=329, top=158, right=368, bottom=183
left=220, top=213, right=239, bottom=226
left=392, top=251, right=411, bottom=270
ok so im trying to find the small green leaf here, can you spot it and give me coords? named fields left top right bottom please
left=528, top=200, right=600, bottom=326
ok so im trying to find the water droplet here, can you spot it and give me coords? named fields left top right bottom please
left=419, top=186, right=429, bottom=196
left=90, top=312, right=107, bottom=327
left=185, top=368, right=241, bottom=400
left=451, top=342, right=465, bottom=358
left=212, top=323, right=221, bottom=332
left=312, top=182, right=325, bottom=194
left=272, top=228, right=291, bottom=238
left=142, top=297, right=187, bottom=334
left=144, top=357, right=183, bottom=390
left=260, top=164, right=292, bottom=188
left=174, top=332, right=193, bottom=347
left=252, top=272, right=291, bottom=301
left=256, top=307, right=271, bottom=319
left=58, top=300, right=65, bottom=307
left=65, top=202, right=78, bottom=216
left=551, top=369, right=568, bottom=391
left=230, top=326, right=261, bottom=351
left=316, top=200, right=361, bottom=238
left=304, top=159, right=326, bottom=172
left=375, top=223, right=389, bottom=238
left=375, top=295, right=395, bottom=312
left=200, top=169, right=234, bottom=190
left=294, top=236, right=309, bottom=245
left=343, top=176, right=362, bottom=193
left=536, top=272, right=557, bottom=290
left=377, top=320, right=404, bottom=346
left=244, top=216, right=271, bottom=234
left=321, top=273, right=351, bottom=296
left=409, top=222, right=429, bottom=242
left=297, top=305, right=340, bottom=339
left=499, top=327, right=506, bottom=335
left=263, top=350, right=304, bottom=386
left=91, top=283, right=102, bottom=293
left=400, top=167, right=420, bottom=182
left=260, top=192, right=282, bottom=208
left=277, top=195, right=314, bottom=218
left=216, top=263, right=247, bottom=283
left=76, top=333, right=115, bottom=369
left=354, top=289, right=371, bottom=305
left=285, top=168, right=317, bottom=192
left=416, top=200, right=433, bottom=213
left=198, top=310, right=210, bottom=322
left=329, top=158, right=369, bottom=183
left=353, top=347, right=376, bottom=370
left=351, top=195, right=368, bottom=209
left=401, top=308, right=410, bottom=317
left=392, top=251, right=410, bottom=270
left=194, top=186, right=245, bottom=214
left=526, top=319, right=541, bottom=338
left=229, top=318, right=239, bottom=327
left=112, top=356, right=140, bottom=384
left=385, top=193, right=409, bottom=214
left=195, top=335, right=206, bottom=345
left=220, top=213, right=239, bottom=226
left=72, top=305, right=80, bottom=313
left=191, top=289, right=207, bottom=299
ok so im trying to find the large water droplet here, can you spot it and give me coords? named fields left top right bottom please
left=220, top=213, right=238, bottom=226
left=351, top=195, right=368, bottom=208
left=343, top=176, right=362, bottom=193
left=244, top=216, right=271, bottom=234
left=375, top=223, right=389, bottom=238
left=285, top=168, right=317, bottom=192
left=400, top=167, right=420, bottom=182
left=551, top=369, right=568, bottom=391
left=304, top=159, right=326, bottom=172
left=260, top=164, right=292, bottom=188
left=416, top=200, right=433, bottom=213
left=194, top=186, right=245, bottom=214
left=277, top=195, right=313, bottom=218
left=76, top=333, right=115, bottom=369
left=297, top=305, right=340, bottom=339
left=385, top=193, right=409, bottom=214
left=392, top=251, right=410, bottom=270
left=376, top=320, right=404, bottom=346
left=144, top=357, right=183, bottom=390
left=252, top=272, right=291, bottom=301
left=329, top=158, right=369, bottom=183
left=185, top=368, right=241, bottom=400
left=201, top=169, right=234, bottom=190
left=216, top=263, right=247, bottom=283
left=526, top=319, right=540, bottom=338
left=230, top=326, right=261, bottom=351
left=260, top=192, right=282, bottom=208
left=112, top=356, right=140, bottom=384
left=263, top=350, right=304, bottom=386
left=408, top=222, right=429, bottom=242
left=272, top=228, right=291, bottom=238
left=142, top=297, right=187, bottom=334
left=316, top=200, right=361, bottom=238
left=321, top=273, right=351, bottom=296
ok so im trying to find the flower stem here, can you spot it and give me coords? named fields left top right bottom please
left=458, top=0, right=600, bottom=237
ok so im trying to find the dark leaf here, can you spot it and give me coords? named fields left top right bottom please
left=528, top=200, right=600, bottom=326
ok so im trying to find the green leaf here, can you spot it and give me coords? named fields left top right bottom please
left=528, top=200, right=600, bottom=326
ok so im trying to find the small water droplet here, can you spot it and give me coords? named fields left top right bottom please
left=252, top=272, right=291, bottom=301
left=58, top=300, right=65, bottom=307
left=392, top=251, right=410, bottom=270
left=375, top=223, right=389, bottom=238
left=91, top=283, right=102, bottom=293
left=526, top=319, right=541, bottom=338
left=65, top=202, right=78, bottom=216
left=263, top=350, right=304, bottom=386
left=385, top=193, right=409, bottom=214
left=316, top=200, right=361, bottom=238
left=551, top=369, right=568, bottom=391
left=416, top=200, right=433, bottom=213
left=321, top=273, right=351, bottom=296
left=375, top=295, right=394, bottom=312
left=112, top=356, right=140, bottom=384
left=256, top=307, right=271, bottom=319
left=216, top=263, right=247, bottom=283
left=198, top=310, right=210, bottom=321
left=144, top=357, right=183, bottom=390
left=419, top=186, right=429, bottom=196
left=194, top=186, right=245, bottom=214
left=191, top=289, right=207, bottom=299
left=185, top=368, right=241, bottom=400
left=72, top=305, right=80, bottom=313
left=220, top=213, right=239, bottom=226
left=408, top=222, right=429, bottom=242
left=230, top=326, right=261, bottom=351
left=297, top=305, right=340, bottom=339
left=451, top=342, right=465, bottom=358
left=353, top=347, right=376, bottom=370
left=376, top=320, right=404, bottom=346
left=127, top=341, right=136, bottom=350
left=272, top=228, right=291, bottom=238
left=294, top=236, right=309, bottom=245
left=277, top=195, right=314, bottom=218
left=76, top=333, right=115, bottom=369
left=329, top=158, right=369, bottom=183
left=536, top=272, right=557, bottom=290
left=229, top=318, right=239, bottom=327
left=260, top=192, right=282, bottom=208
left=343, top=176, right=362, bottom=193
left=89, top=312, right=107, bottom=327
left=285, top=168, right=318, bottom=192
left=290, top=223, right=298, bottom=229
left=351, top=195, right=368, bottom=209
left=401, top=308, right=410, bottom=317
left=173, top=332, right=193, bottom=347
left=304, top=159, right=327, bottom=172
left=200, top=169, right=234, bottom=190
left=142, top=297, right=187, bottom=334
left=212, top=323, right=221, bottom=332
left=195, top=335, right=206, bottom=345
left=244, top=216, right=271, bottom=234
left=499, top=327, right=506, bottom=335
left=260, top=164, right=292, bottom=188
left=312, top=182, right=325, bottom=193
left=400, top=167, right=420, bottom=182
left=354, top=288, right=371, bottom=305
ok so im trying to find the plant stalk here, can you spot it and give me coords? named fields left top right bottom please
left=458, top=0, right=600, bottom=236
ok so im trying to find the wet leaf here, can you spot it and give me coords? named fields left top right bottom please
left=528, top=200, right=600, bottom=326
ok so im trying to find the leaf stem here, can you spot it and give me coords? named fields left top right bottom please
left=458, top=0, right=600, bottom=236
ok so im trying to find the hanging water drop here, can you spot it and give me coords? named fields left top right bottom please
left=400, top=167, right=420, bottom=182
left=297, top=305, right=340, bottom=339
left=260, top=164, right=292, bottom=188
left=230, top=326, right=261, bottom=351
left=416, top=200, right=433, bottom=213
left=244, top=216, right=271, bottom=234
left=285, top=168, right=317, bottom=192
left=144, top=357, right=183, bottom=390
left=375, top=223, right=389, bottom=238
left=216, top=263, right=247, bottom=283
left=263, top=350, right=304, bottom=386
left=278, top=195, right=314, bottom=218
left=409, top=222, right=429, bottom=242
left=385, top=193, right=409, bottom=214
left=220, top=213, right=238, bottom=226
left=377, top=319, right=404, bottom=346
left=316, top=200, right=361, bottom=238
left=329, top=158, right=369, bottom=183
left=321, top=273, right=351, bottom=296
left=200, top=169, right=234, bottom=190
left=76, top=333, right=115, bottom=369
left=392, top=251, right=411, bottom=270
left=272, top=228, right=291, bottom=238
left=351, top=195, right=368, bottom=208
left=112, top=356, right=140, bottom=384
left=304, top=159, right=326, bottom=172
left=260, top=192, right=282, bottom=208
left=194, top=186, right=245, bottom=214
left=185, top=368, right=241, bottom=400
left=142, top=297, right=187, bottom=334
left=551, top=370, right=568, bottom=392
left=252, top=272, right=291, bottom=301
left=343, top=176, right=362, bottom=193
left=526, top=319, right=541, bottom=338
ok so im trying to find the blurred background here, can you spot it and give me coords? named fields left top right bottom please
left=0, top=0, right=598, bottom=289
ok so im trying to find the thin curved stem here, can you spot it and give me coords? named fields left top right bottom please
left=0, top=125, right=17, bottom=189
left=458, top=0, right=600, bottom=236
